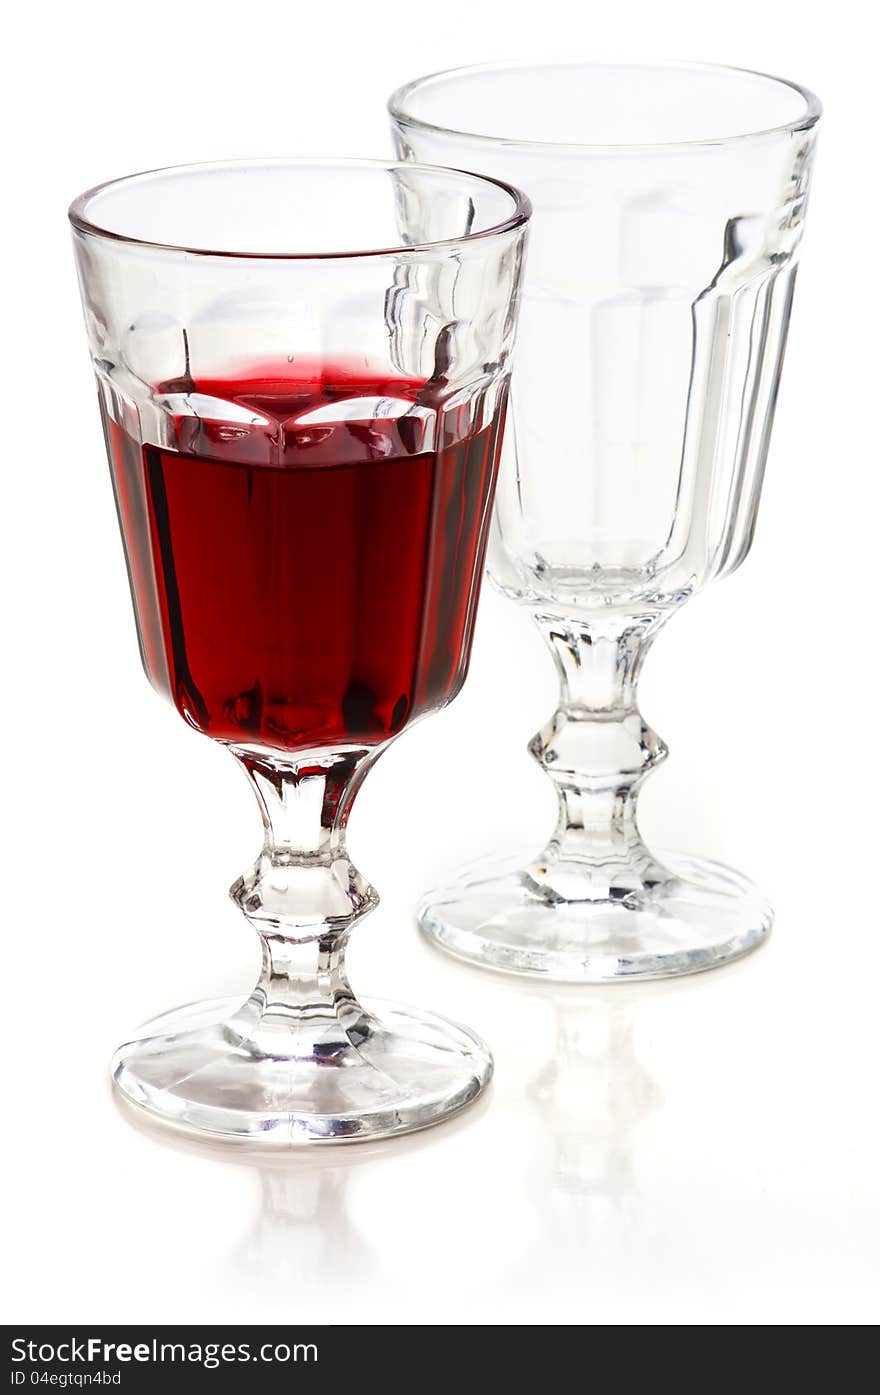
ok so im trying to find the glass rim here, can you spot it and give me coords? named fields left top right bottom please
left=67, top=155, right=532, bottom=260
left=388, top=59, right=823, bottom=153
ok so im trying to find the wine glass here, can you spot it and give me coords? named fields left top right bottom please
left=390, top=62, right=821, bottom=980
left=70, top=159, right=529, bottom=1141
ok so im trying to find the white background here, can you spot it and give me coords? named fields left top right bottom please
left=2, top=0, right=878, bottom=1326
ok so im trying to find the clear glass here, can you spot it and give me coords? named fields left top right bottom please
left=70, top=159, right=529, bottom=1140
left=390, top=62, right=821, bottom=980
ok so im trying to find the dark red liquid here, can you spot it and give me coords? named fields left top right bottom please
left=102, top=363, right=504, bottom=751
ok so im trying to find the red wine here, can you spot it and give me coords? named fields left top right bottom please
left=102, top=362, right=504, bottom=751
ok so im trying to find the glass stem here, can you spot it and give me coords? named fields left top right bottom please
left=228, top=745, right=379, bottom=1045
left=531, top=613, right=668, bottom=891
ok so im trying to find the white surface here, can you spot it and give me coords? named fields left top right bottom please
left=3, top=0, right=878, bottom=1325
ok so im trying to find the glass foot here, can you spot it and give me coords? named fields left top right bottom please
left=419, top=852, right=772, bottom=982
left=112, top=995, right=492, bottom=1145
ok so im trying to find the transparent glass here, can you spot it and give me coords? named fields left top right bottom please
left=70, top=159, right=529, bottom=1140
left=390, top=62, right=821, bottom=980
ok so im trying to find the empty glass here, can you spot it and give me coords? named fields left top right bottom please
left=70, top=159, right=529, bottom=1140
left=390, top=62, right=821, bottom=980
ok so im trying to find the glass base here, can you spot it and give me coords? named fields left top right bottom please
left=112, top=995, right=492, bottom=1145
left=418, top=852, right=772, bottom=982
